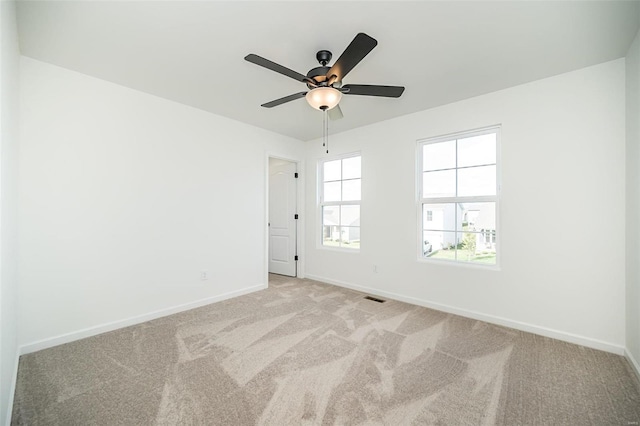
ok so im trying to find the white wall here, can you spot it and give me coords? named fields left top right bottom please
left=626, top=28, right=640, bottom=372
left=0, top=1, right=21, bottom=423
left=18, top=57, right=304, bottom=348
left=305, top=59, right=626, bottom=353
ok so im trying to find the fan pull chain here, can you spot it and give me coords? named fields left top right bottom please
left=322, top=109, right=325, bottom=149
left=325, top=109, right=329, bottom=154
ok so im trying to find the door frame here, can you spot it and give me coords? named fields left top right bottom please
left=265, top=152, right=305, bottom=286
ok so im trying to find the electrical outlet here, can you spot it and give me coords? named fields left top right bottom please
left=200, top=270, right=208, bottom=281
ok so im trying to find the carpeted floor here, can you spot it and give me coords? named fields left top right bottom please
left=11, top=274, right=640, bottom=425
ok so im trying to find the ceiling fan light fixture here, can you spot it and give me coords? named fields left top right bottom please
left=305, top=87, right=342, bottom=111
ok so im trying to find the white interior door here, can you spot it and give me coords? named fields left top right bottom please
left=269, top=160, right=297, bottom=276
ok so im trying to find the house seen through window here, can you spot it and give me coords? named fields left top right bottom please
left=320, top=154, right=361, bottom=249
left=418, top=127, right=499, bottom=265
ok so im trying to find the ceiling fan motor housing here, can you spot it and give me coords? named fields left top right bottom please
left=306, top=66, right=331, bottom=88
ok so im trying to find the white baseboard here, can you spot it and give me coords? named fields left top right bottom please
left=305, top=274, right=625, bottom=355
left=625, top=348, right=640, bottom=381
left=19, top=283, right=267, bottom=355
left=5, top=347, right=20, bottom=426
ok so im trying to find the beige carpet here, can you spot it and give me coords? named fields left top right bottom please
left=12, top=274, right=640, bottom=425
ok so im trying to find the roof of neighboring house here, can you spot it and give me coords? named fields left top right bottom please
left=323, top=209, right=360, bottom=227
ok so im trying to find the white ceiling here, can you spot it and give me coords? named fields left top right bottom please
left=16, top=1, right=640, bottom=141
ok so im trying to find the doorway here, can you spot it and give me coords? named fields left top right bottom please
left=268, top=157, right=298, bottom=277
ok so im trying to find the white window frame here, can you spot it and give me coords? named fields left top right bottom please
left=417, top=126, right=501, bottom=268
left=318, top=152, right=361, bottom=252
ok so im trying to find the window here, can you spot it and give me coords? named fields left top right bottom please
left=418, top=127, right=499, bottom=265
left=319, top=154, right=361, bottom=249
left=483, top=229, right=496, bottom=244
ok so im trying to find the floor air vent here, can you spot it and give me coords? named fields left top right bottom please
left=364, top=295, right=386, bottom=303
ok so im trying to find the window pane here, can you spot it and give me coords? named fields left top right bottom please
left=342, top=179, right=361, bottom=201
left=342, top=156, right=361, bottom=180
left=423, top=140, right=456, bottom=171
left=323, top=205, right=339, bottom=226
left=423, top=231, right=458, bottom=258
left=341, top=205, right=360, bottom=227
left=457, top=165, right=496, bottom=196
left=458, top=202, right=496, bottom=264
left=324, top=181, right=341, bottom=202
left=423, top=169, right=456, bottom=198
left=456, top=231, right=496, bottom=265
left=322, top=226, right=341, bottom=247
left=322, top=206, right=340, bottom=247
left=341, top=227, right=360, bottom=249
left=324, top=160, right=341, bottom=182
left=457, top=133, right=496, bottom=167
left=423, top=203, right=456, bottom=231
left=457, top=231, right=479, bottom=262
left=458, top=202, right=496, bottom=232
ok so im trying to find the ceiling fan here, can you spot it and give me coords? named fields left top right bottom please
left=244, top=33, right=405, bottom=120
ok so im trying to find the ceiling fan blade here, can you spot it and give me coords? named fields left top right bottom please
left=245, top=54, right=309, bottom=83
left=326, top=33, right=377, bottom=83
left=342, top=84, right=405, bottom=98
left=328, top=104, right=344, bottom=120
left=261, top=92, right=307, bottom=108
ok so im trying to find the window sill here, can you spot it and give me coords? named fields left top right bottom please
left=318, top=245, right=361, bottom=254
left=417, top=256, right=501, bottom=271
